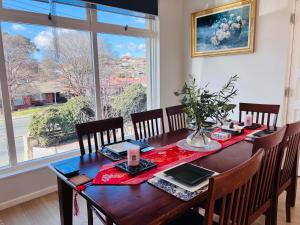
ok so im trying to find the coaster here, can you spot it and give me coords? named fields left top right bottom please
left=115, top=158, right=157, bottom=175
left=69, top=174, right=92, bottom=186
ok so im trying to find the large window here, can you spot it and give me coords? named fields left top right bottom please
left=0, top=87, right=9, bottom=167
left=98, top=34, right=148, bottom=136
left=1, top=22, right=95, bottom=163
left=98, top=11, right=147, bottom=29
left=0, top=1, right=158, bottom=168
left=3, top=0, right=86, bottom=20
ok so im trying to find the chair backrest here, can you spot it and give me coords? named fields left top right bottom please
left=76, top=117, right=125, bottom=155
left=204, top=149, right=265, bottom=225
left=239, top=103, right=280, bottom=130
left=249, top=127, right=286, bottom=223
left=280, top=121, right=300, bottom=190
left=166, top=105, right=187, bottom=132
left=131, top=109, right=165, bottom=140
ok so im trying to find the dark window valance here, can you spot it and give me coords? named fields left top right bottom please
left=36, top=0, right=158, bottom=18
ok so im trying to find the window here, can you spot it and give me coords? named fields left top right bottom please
left=0, top=88, right=9, bottom=168
left=98, top=11, right=147, bottom=29
left=1, top=22, right=95, bottom=163
left=98, top=34, right=148, bottom=136
left=0, top=4, right=158, bottom=168
left=3, top=0, right=86, bottom=20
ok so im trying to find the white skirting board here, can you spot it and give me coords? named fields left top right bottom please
left=0, top=185, right=57, bottom=211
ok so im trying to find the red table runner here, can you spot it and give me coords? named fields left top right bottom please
left=92, top=128, right=260, bottom=185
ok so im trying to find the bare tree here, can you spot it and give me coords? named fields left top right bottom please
left=2, top=33, right=38, bottom=103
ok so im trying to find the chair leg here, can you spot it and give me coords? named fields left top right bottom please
left=271, top=196, right=279, bottom=225
left=286, top=188, right=292, bottom=223
left=106, top=217, right=114, bottom=225
left=291, top=177, right=297, bottom=207
left=87, top=202, right=93, bottom=225
left=265, top=208, right=273, bottom=225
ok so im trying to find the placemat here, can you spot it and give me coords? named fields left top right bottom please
left=148, top=177, right=208, bottom=201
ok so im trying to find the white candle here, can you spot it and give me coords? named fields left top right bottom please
left=128, top=148, right=140, bottom=167
left=245, top=113, right=253, bottom=126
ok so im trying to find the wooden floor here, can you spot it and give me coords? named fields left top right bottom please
left=0, top=179, right=299, bottom=225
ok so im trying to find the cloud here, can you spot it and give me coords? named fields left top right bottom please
left=127, top=42, right=146, bottom=52
left=34, top=30, right=53, bottom=48
left=122, top=52, right=132, bottom=57
left=11, top=24, right=26, bottom=31
left=33, top=28, right=73, bottom=48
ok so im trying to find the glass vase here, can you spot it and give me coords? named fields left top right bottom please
left=186, top=127, right=211, bottom=148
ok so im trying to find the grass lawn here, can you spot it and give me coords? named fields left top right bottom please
left=12, top=104, right=60, bottom=118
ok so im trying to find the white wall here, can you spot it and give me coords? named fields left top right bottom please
left=0, top=0, right=185, bottom=210
left=159, top=0, right=184, bottom=108
left=183, top=0, right=293, bottom=123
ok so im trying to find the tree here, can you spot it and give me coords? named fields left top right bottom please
left=45, top=31, right=94, bottom=98
left=2, top=33, right=38, bottom=103
left=111, top=84, right=147, bottom=122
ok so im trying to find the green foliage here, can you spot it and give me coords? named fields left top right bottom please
left=174, top=75, right=239, bottom=126
left=111, top=84, right=147, bottom=122
left=29, top=96, right=95, bottom=147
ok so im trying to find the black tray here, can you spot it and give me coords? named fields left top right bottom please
left=115, top=158, right=157, bottom=175
left=245, top=123, right=262, bottom=130
left=164, top=163, right=214, bottom=186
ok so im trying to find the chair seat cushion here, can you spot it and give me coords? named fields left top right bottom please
left=166, top=210, right=204, bottom=225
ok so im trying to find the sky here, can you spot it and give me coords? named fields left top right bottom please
left=1, top=0, right=147, bottom=59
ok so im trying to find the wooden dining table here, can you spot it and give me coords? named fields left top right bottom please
left=49, top=128, right=255, bottom=225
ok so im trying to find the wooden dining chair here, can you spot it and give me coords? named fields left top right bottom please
left=274, top=121, right=300, bottom=224
left=166, top=105, right=187, bottom=132
left=76, top=117, right=125, bottom=156
left=248, top=127, right=286, bottom=225
left=76, top=117, right=124, bottom=225
left=239, top=103, right=280, bottom=130
left=167, top=149, right=265, bottom=225
left=131, top=108, right=165, bottom=140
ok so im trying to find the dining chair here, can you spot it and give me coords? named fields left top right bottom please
left=76, top=117, right=124, bottom=225
left=167, top=149, right=265, bottom=225
left=76, top=117, right=125, bottom=156
left=166, top=105, right=187, bottom=132
left=274, top=121, right=300, bottom=224
left=248, top=127, right=286, bottom=225
left=131, top=108, right=165, bottom=140
left=239, top=103, right=280, bottom=130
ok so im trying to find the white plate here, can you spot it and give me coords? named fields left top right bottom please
left=176, top=139, right=222, bottom=152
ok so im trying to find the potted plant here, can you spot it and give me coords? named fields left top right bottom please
left=174, top=75, right=238, bottom=147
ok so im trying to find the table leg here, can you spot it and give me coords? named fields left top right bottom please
left=57, top=177, right=73, bottom=225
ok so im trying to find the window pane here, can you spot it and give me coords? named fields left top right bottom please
left=0, top=87, right=9, bottom=168
left=98, top=11, right=147, bottom=29
left=98, top=33, right=148, bottom=137
left=1, top=22, right=95, bottom=163
left=3, top=0, right=86, bottom=20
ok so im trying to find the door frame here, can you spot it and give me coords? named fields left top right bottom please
left=283, top=0, right=298, bottom=124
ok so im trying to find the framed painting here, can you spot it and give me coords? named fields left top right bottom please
left=191, top=0, right=256, bottom=57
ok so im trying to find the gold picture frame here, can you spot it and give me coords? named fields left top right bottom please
left=191, top=0, right=256, bottom=57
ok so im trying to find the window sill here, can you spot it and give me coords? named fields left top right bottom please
left=0, top=149, right=81, bottom=180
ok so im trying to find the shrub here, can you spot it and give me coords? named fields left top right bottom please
left=29, top=96, right=95, bottom=147
left=111, top=84, right=147, bottom=122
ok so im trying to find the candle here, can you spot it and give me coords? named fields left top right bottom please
left=128, top=148, right=140, bottom=167
left=245, top=113, right=253, bottom=126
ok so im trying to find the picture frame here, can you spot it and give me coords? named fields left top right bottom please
left=191, top=0, right=257, bottom=57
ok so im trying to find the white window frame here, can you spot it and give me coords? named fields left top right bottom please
left=0, top=0, right=160, bottom=176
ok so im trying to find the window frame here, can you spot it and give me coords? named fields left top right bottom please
left=0, top=0, right=160, bottom=174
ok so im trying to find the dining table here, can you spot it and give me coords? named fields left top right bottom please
left=49, top=128, right=256, bottom=225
